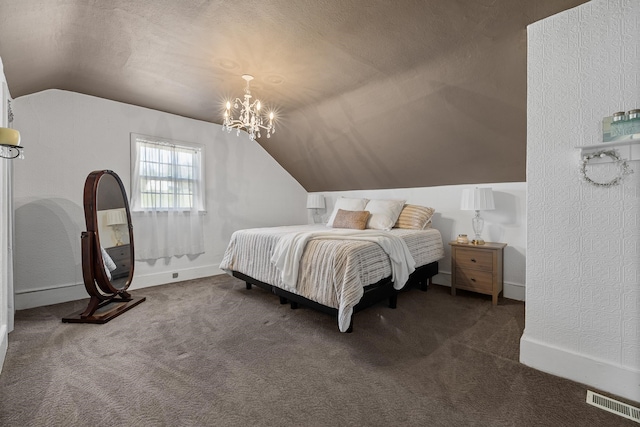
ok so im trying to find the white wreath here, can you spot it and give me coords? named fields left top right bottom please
left=580, top=149, right=633, bottom=187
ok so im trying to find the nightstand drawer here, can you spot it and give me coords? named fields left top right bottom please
left=455, top=248, right=493, bottom=271
left=107, top=248, right=129, bottom=263
left=455, top=268, right=493, bottom=292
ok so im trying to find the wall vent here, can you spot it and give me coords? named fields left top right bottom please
left=586, top=390, right=640, bottom=423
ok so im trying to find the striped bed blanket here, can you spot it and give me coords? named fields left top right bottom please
left=219, top=224, right=445, bottom=331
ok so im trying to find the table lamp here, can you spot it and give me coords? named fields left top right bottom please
left=460, top=187, right=495, bottom=245
left=306, top=194, right=325, bottom=224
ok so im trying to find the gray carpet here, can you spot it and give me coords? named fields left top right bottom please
left=0, top=275, right=635, bottom=426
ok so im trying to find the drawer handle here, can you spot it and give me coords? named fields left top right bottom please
left=470, top=278, right=476, bottom=282
left=470, top=258, right=477, bottom=262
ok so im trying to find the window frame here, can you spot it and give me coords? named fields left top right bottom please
left=130, top=133, right=206, bottom=212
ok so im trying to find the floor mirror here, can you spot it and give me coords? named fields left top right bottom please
left=63, top=170, right=145, bottom=323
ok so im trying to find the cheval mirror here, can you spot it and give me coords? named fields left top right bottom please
left=62, top=170, right=145, bottom=323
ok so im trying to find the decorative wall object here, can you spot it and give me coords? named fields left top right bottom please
left=580, top=149, right=633, bottom=187
left=0, top=83, right=23, bottom=159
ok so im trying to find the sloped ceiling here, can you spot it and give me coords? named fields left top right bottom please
left=0, top=0, right=587, bottom=191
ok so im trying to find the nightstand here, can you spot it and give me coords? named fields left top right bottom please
left=105, top=244, right=131, bottom=280
left=449, top=241, right=507, bottom=305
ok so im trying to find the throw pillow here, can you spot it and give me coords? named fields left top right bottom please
left=364, top=199, right=406, bottom=231
left=326, top=197, right=369, bottom=227
left=332, top=209, right=370, bottom=230
left=394, top=204, right=436, bottom=229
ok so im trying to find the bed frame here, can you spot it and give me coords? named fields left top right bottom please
left=232, top=261, right=438, bottom=332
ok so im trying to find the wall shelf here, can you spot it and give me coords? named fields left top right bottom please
left=576, top=136, right=640, bottom=161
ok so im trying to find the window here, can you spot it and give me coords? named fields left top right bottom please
left=130, top=133, right=205, bottom=212
left=129, top=133, right=205, bottom=260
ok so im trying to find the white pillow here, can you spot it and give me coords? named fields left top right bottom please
left=326, top=197, right=369, bottom=227
left=364, top=199, right=406, bottom=231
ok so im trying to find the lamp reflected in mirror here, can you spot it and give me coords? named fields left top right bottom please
left=106, top=209, right=128, bottom=246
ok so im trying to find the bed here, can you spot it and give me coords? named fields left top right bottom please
left=219, top=199, right=445, bottom=332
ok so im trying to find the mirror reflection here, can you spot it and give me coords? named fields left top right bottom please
left=96, top=174, right=131, bottom=290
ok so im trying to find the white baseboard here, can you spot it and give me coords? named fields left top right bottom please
left=433, top=272, right=451, bottom=287
left=15, top=264, right=224, bottom=310
left=0, top=324, right=7, bottom=373
left=503, top=281, right=525, bottom=301
left=433, top=272, right=525, bottom=301
left=15, top=284, right=88, bottom=310
left=520, top=333, right=640, bottom=403
left=129, top=264, right=223, bottom=290
left=15, top=267, right=521, bottom=309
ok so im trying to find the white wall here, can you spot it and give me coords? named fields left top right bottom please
left=12, top=89, right=307, bottom=309
left=523, top=0, right=640, bottom=402
left=312, top=182, right=527, bottom=300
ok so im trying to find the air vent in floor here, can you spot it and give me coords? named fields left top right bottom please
left=586, top=390, right=640, bottom=423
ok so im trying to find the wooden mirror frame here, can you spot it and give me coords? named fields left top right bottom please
left=63, top=170, right=145, bottom=323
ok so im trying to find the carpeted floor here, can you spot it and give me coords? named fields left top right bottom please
left=0, top=274, right=635, bottom=426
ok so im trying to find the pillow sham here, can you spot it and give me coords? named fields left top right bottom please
left=364, top=199, right=406, bottom=231
left=332, top=209, right=370, bottom=230
left=326, top=197, right=369, bottom=227
left=394, top=204, right=436, bottom=229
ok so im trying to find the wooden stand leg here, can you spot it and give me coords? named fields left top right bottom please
left=80, top=296, right=101, bottom=318
left=63, top=296, right=145, bottom=324
left=246, top=282, right=252, bottom=290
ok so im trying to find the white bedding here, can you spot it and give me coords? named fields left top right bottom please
left=219, top=224, right=444, bottom=331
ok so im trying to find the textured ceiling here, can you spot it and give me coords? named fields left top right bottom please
left=0, top=0, right=587, bottom=191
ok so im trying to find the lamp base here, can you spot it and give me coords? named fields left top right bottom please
left=309, top=208, right=324, bottom=224
left=471, top=210, right=485, bottom=244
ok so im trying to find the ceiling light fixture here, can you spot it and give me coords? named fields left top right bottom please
left=222, top=74, right=275, bottom=141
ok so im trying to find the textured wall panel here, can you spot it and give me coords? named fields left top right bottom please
left=525, top=0, right=640, bottom=393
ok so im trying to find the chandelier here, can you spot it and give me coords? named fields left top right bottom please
left=222, top=74, right=275, bottom=141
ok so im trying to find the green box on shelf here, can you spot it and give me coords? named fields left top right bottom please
left=603, top=114, right=640, bottom=142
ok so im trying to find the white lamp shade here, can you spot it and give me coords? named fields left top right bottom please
left=306, top=194, right=325, bottom=209
left=461, top=188, right=495, bottom=211
left=105, top=209, right=128, bottom=226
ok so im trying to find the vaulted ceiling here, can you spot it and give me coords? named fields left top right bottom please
left=0, top=0, right=587, bottom=191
